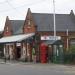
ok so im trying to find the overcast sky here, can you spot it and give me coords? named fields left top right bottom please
left=0, top=0, right=75, bottom=31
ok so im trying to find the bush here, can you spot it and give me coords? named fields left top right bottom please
left=64, top=53, right=72, bottom=64
left=64, top=45, right=75, bottom=64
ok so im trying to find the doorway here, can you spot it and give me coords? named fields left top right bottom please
left=16, top=47, right=21, bottom=59
left=48, top=45, right=53, bottom=62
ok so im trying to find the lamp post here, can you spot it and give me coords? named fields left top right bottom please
left=53, top=0, right=57, bottom=63
left=53, top=0, right=56, bottom=39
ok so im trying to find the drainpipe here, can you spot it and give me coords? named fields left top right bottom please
left=67, top=29, right=69, bottom=51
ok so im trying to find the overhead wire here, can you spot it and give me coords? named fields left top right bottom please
left=8, top=0, right=46, bottom=9
left=0, top=0, right=12, bottom=12
left=0, top=0, right=46, bottom=13
left=6, top=0, right=25, bottom=16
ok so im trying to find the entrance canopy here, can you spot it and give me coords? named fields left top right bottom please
left=0, top=33, right=35, bottom=44
left=44, top=40, right=63, bottom=45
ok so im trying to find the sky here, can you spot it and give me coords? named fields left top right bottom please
left=0, top=0, right=75, bottom=31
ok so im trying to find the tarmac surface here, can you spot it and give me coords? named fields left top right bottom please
left=0, top=61, right=75, bottom=75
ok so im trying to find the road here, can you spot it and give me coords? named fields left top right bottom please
left=0, top=63, right=75, bottom=75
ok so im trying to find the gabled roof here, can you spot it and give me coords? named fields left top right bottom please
left=32, top=13, right=75, bottom=32
left=9, top=12, right=75, bottom=35
left=10, top=20, right=24, bottom=35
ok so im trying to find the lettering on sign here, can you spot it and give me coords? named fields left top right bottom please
left=41, top=36, right=61, bottom=40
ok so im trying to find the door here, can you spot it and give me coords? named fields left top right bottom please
left=48, top=45, right=53, bottom=62
left=16, top=47, right=21, bottom=59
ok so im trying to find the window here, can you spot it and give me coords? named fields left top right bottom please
left=28, top=20, right=30, bottom=25
left=6, top=26, right=8, bottom=32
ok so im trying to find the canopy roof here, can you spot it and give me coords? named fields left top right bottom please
left=0, top=33, right=35, bottom=44
left=44, top=40, right=63, bottom=45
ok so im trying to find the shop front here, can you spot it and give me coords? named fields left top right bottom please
left=0, top=33, right=35, bottom=61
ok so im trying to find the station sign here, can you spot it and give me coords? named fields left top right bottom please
left=41, top=36, right=61, bottom=40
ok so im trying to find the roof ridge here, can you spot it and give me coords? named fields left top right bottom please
left=32, top=13, right=70, bottom=15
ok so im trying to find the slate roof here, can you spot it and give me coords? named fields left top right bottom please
left=10, top=13, right=75, bottom=34
left=10, top=20, right=24, bottom=35
left=32, top=13, right=75, bottom=32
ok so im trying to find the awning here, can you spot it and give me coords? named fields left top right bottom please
left=44, top=40, right=56, bottom=45
left=0, top=33, right=35, bottom=44
left=44, top=40, right=63, bottom=45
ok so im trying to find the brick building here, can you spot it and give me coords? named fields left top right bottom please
left=0, top=8, right=75, bottom=62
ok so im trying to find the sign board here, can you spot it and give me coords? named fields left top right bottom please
left=16, top=43, right=21, bottom=46
left=41, top=36, right=61, bottom=40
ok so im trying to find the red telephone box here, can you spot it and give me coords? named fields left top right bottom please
left=40, top=43, right=47, bottom=63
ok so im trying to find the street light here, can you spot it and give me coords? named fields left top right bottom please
left=53, top=0, right=56, bottom=39
left=53, top=0, right=57, bottom=63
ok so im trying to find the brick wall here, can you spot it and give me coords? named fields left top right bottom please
left=38, top=31, right=75, bottom=50
left=3, top=16, right=12, bottom=37
left=23, top=8, right=36, bottom=34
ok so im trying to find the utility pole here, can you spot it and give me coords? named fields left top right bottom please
left=53, top=0, right=57, bottom=63
left=53, top=0, right=56, bottom=39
